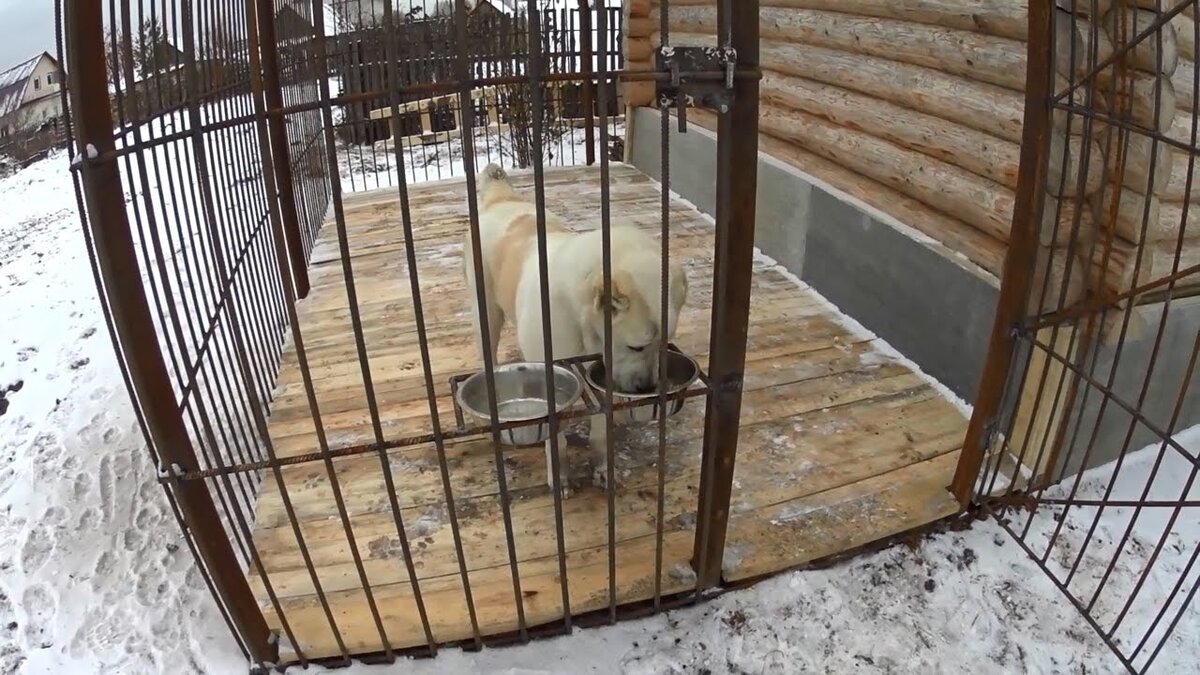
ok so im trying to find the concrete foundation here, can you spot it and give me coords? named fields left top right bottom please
left=627, top=106, right=1200, bottom=475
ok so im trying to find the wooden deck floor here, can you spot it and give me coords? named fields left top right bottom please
left=249, top=164, right=968, bottom=661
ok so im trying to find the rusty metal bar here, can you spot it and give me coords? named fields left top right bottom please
left=64, top=0, right=276, bottom=665
left=257, top=0, right=311, bottom=299
left=651, top=0, right=674, bottom=610
left=578, top=0, right=596, bottom=165
left=453, top=0, right=531, bottom=642
left=691, top=0, right=760, bottom=589
left=950, top=0, right=1054, bottom=505
left=522, top=0, right=576, bottom=632
left=378, top=0, right=481, bottom=650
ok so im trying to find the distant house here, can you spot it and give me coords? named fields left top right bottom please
left=0, top=52, right=65, bottom=139
left=336, top=0, right=507, bottom=27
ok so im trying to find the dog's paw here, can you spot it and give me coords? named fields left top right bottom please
left=592, top=463, right=620, bottom=490
left=546, top=471, right=573, bottom=500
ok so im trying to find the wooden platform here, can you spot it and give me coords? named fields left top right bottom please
left=248, top=164, right=968, bottom=661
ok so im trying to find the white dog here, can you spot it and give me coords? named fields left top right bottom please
left=463, top=163, right=689, bottom=497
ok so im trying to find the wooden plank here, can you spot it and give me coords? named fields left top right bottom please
left=722, top=452, right=961, bottom=582
left=1005, top=325, right=1079, bottom=488
left=250, top=165, right=971, bottom=660
left=250, top=390, right=962, bottom=600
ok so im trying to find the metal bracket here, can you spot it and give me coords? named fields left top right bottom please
left=655, top=44, right=737, bottom=133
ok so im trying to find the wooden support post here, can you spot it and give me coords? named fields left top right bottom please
left=256, top=0, right=309, bottom=299
left=65, top=0, right=276, bottom=665
left=692, top=0, right=760, bottom=589
left=952, top=0, right=1055, bottom=505
left=579, top=0, right=596, bottom=165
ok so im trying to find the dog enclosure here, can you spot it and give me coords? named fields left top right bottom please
left=59, top=0, right=1196, bottom=672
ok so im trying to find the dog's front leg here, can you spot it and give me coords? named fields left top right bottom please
left=545, top=432, right=572, bottom=499
left=589, top=412, right=610, bottom=489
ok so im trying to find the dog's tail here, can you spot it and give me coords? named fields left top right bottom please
left=476, top=163, right=509, bottom=193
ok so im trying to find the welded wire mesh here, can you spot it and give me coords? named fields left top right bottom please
left=963, top=2, right=1200, bottom=672
left=62, top=0, right=765, bottom=669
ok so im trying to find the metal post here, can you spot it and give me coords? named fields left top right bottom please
left=578, top=0, right=595, bottom=165
left=950, top=0, right=1054, bottom=505
left=63, top=0, right=276, bottom=664
left=691, top=0, right=760, bottom=589
left=256, top=0, right=311, bottom=299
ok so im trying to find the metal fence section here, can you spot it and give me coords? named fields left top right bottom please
left=62, top=0, right=760, bottom=669
left=955, top=2, right=1200, bottom=673
left=327, top=0, right=625, bottom=190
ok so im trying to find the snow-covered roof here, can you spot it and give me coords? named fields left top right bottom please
left=0, top=53, right=55, bottom=119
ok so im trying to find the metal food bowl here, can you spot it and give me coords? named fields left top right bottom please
left=584, top=350, right=700, bottom=422
left=455, top=362, right=583, bottom=446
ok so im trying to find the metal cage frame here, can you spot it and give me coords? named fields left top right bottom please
left=57, top=0, right=1197, bottom=672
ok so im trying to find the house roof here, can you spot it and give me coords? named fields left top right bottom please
left=0, top=52, right=58, bottom=119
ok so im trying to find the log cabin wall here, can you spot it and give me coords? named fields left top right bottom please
left=621, top=0, right=1200, bottom=476
left=623, top=0, right=1200, bottom=299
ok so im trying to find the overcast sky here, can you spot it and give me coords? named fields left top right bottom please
left=0, top=0, right=55, bottom=70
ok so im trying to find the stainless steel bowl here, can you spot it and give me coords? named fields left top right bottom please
left=455, top=362, right=583, bottom=446
left=584, top=350, right=700, bottom=422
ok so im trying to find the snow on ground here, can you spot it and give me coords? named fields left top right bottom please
left=338, top=122, right=625, bottom=192
left=0, top=131, right=1197, bottom=674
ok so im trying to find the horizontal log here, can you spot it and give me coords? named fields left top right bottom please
left=1171, top=12, right=1195, bottom=61
left=1052, top=82, right=1110, bottom=137
left=621, top=80, right=655, bottom=107
left=761, top=71, right=1020, bottom=187
left=1028, top=247, right=1089, bottom=316
left=1098, top=182, right=1160, bottom=242
left=662, top=6, right=1028, bottom=91
left=1166, top=110, right=1200, bottom=145
left=1118, top=235, right=1200, bottom=291
left=1056, top=0, right=1114, bottom=18
left=1070, top=17, right=1113, bottom=72
left=687, top=107, right=1009, bottom=278
left=757, top=101, right=1016, bottom=243
left=1041, top=196, right=1101, bottom=248
left=1104, top=7, right=1180, bottom=77
left=1163, top=150, right=1200, bottom=203
left=1100, top=71, right=1177, bottom=132
left=627, top=15, right=655, bottom=38
left=623, top=56, right=653, bottom=72
left=1057, top=14, right=1083, bottom=79
left=629, top=0, right=652, bottom=18
left=655, top=0, right=1028, bottom=41
left=626, top=38, right=654, bottom=62
left=1046, top=130, right=1107, bottom=198
left=1109, top=130, right=1174, bottom=196
left=1096, top=181, right=1190, bottom=242
left=673, top=32, right=1026, bottom=143
left=1171, top=61, right=1195, bottom=112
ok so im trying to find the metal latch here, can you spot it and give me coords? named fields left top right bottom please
left=655, top=45, right=737, bottom=133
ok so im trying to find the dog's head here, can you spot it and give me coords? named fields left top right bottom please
left=586, top=259, right=689, bottom=393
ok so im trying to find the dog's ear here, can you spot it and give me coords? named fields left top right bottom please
left=590, top=270, right=630, bottom=314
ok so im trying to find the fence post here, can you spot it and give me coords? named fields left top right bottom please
left=950, top=0, right=1053, bottom=505
left=578, top=0, right=595, bottom=165
left=691, top=0, right=761, bottom=589
left=256, top=0, right=311, bottom=299
left=64, top=0, right=277, bottom=664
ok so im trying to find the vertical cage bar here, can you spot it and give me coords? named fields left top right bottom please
left=951, top=0, right=1055, bottom=504
left=454, top=0, right=531, bottom=641
left=63, top=0, right=276, bottom=664
left=691, top=0, right=760, bottom=589
left=257, top=0, right=311, bottom=299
